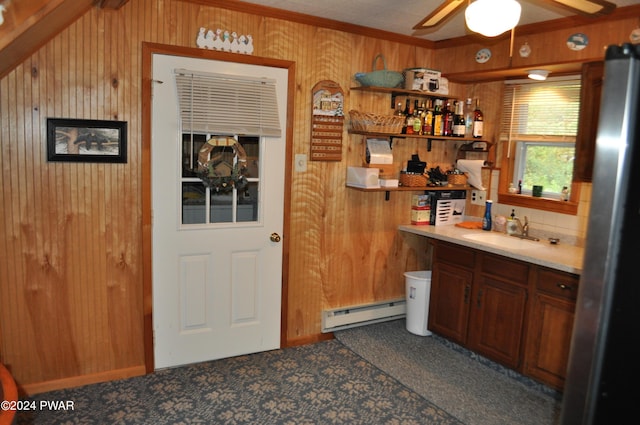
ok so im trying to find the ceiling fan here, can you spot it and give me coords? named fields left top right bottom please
left=414, top=0, right=617, bottom=37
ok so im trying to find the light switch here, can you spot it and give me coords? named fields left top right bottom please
left=295, top=154, right=307, bottom=172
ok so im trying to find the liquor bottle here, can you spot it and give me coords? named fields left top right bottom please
left=472, top=99, right=484, bottom=138
left=442, top=100, right=454, bottom=136
left=403, top=98, right=411, bottom=116
left=464, top=98, right=473, bottom=137
left=432, top=100, right=443, bottom=136
left=402, top=99, right=411, bottom=134
left=482, top=200, right=493, bottom=231
left=452, top=100, right=466, bottom=137
left=412, top=100, right=422, bottom=134
left=406, top=101, right=415, bottom=135
left=395, top=102, right=404, bottom=117
left=421, top=100, right=432, bottom=135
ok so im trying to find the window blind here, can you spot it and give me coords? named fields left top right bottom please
left=175, top=69, right=281, bottom=137
left=500, top=78, right=581, bottom=142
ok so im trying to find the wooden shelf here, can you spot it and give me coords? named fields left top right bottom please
left=348, top=130, right=489, bottom=151
left=347, top=184, right=470, bottom=200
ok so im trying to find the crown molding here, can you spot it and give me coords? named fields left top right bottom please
left=181, top=0, right=436, bottom=48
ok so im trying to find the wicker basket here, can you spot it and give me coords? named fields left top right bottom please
left=349, top=110, right=404, bottom=134
left=400, top=172, right=428, bottom=187
left=447, top=173, right=468, bottom=186
left=355, top=54, right=404, bottom=88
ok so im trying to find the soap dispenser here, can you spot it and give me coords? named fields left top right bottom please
left=507, top=209, right=518, bottom=235
left=482, top=200, right=493, bottom=231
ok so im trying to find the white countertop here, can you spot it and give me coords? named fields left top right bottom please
left=399, top=224, right=584, bottom=275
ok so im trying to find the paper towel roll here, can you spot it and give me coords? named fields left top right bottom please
left=456, top=159, right=485, bottom=190
left=366, top=139, right=393, bottom=164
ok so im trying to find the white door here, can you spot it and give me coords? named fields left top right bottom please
left=151, top=54, right=287, bottom=369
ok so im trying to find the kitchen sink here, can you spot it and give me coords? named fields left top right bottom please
left=462, top=232, right=544, bottom=250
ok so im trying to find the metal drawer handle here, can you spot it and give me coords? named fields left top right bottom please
left=556, top=282, right=573, bottom=291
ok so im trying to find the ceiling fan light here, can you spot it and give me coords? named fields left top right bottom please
left=528, top=69, right=550, bottom=80
left=465, top=0, right=522, bottom=37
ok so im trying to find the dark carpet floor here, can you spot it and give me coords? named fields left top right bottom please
left=15, top=319, right=562, bottom=424
left=16, top=338, right=461, bottom=425
left=335, top=319, right=561, bottom=425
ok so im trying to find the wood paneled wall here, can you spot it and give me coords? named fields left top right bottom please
left=1, top=0, right=637, bottom=393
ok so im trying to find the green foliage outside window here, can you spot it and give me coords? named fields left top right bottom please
left=521, top=144, right=574, bottom=194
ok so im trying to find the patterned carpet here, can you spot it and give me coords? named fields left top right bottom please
left=16, top=339, right=463, bottom=425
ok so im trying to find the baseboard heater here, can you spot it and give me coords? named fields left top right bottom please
left=321, top=298, right=406, bottom=333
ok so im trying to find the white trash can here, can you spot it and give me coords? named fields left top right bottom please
left=404, top=270, right=432, bottom=336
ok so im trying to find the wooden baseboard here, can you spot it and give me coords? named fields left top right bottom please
left=21, top=365, right=146, bottom=395
left=283, top=332, right=334, bottom=348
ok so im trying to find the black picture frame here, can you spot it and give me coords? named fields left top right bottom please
left=47, top=118, right=128, bottom=163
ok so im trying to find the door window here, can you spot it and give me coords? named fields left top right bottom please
left=181, top=134, right=260, bottom=225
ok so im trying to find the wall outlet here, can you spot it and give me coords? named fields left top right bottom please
left=471, top=190, right=487, bottom=206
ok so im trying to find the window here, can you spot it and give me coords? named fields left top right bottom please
left=175, top=69, right=281, bottom=226
left=513, top=141, right=575, bottom=196
left=499, top=77, right=581, bottom=209
left=181, top=134, right=260, bottom=225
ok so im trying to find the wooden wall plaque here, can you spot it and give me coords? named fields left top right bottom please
left=310, top=80, right=344, bottom=161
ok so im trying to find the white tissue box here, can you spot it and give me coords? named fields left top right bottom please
left=346, top=167, right=380, bottom=189
left=379, top=178, right=399, bottom=188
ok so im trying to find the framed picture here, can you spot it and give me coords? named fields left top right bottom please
left=47, top=118, right=127, bottom=163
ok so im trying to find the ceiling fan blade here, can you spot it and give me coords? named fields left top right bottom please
left=413, top=0, right=467, bottom=29
left=545, top=0, right=616, bottom=17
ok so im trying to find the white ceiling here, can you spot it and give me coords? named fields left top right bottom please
left=241, top=0, right=640, bottom=41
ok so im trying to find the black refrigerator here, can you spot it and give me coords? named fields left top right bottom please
left=560, top=43, right=640, bottom=424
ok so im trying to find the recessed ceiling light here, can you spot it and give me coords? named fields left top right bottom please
left=528, top=69, right=550, bottom=80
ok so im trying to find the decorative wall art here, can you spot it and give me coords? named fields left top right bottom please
left=310, top=80, right=344, bottom=161
left=195, top=27, right=254, bottom=54
left=47, top=118, right=128, bottom=163
left=567, top=33, right=589, bottom=51
left=475, top=48, right=491, bottom=63
left=519, top=42, right=531, bottom=58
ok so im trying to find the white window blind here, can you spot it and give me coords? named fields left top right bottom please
left=500, top=78, right=581, bottom=142
left=175, top=68, right=281, bottom=137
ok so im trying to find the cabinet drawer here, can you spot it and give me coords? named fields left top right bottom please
left=537, top=269, right=579, bottom=300
left=435, top=241, right=476, bottom=269
left=481, top=253, right=529, bottom=285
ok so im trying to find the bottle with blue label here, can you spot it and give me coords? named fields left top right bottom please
left=482, top=200, right=493, bottom=231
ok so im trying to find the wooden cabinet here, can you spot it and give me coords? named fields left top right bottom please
left=429, top=240, right=578, bottom=389
left=429, top=241, right=528, bottom=368
left=574, top=61, right=604, bottom=182
left=429, top=242, right=476, bottom=344
left=524, top=268, right=579, bottom=390
left=469, top=254, right=529, bottom=369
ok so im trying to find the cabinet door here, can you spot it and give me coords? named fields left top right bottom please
left=468, top=275, right=527, bottom=369
left=429, top=261, right=473, bottom=345
left=574, top=61, right=604, bottom=182
left=524, top=292, right=575, bottom=390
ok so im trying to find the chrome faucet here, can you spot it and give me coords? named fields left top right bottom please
left=512, top=216, right=540, bottom=241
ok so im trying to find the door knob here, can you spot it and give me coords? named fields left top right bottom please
left=270, top=233, right=281, bottom=242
